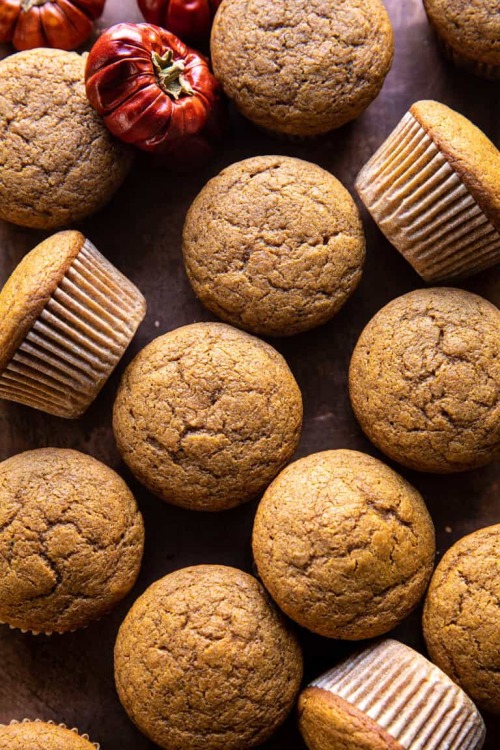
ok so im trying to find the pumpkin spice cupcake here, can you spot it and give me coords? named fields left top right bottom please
left=114, top=565, right=303, bottom=750
left=0, top=720, right=99, bottom=749
left=0, top=231, right=146, bottom=419
left=423, top=524, right=500, bottom=715
left=355, top=100, right=500, bottom=282
left=0, top=448, right=144, bottom=635
left=183, top=155, right=366, bottom=336
left=298, top=640, right=486, bottom=750
left=423, top=0, right=500, bottom=79
left=349, top=288, right=500, bottom=473
left=252, top=450, right=435, bottom=640
left=0, top=48, right=132, bottom=229
left=113, top=322, right=303, bottom=511
left=211, top=0, right=394, bottom=137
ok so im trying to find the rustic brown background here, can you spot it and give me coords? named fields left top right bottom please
left=0, top=0, right=499, bottom=747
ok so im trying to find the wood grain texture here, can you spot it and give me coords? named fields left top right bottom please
left=0, top=1, right=499, bottom=747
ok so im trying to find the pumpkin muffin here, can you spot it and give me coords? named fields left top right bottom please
left=252, top=450, right=435, bottom=640
left=0, top=721, right=98, bottom=749
left=0, top=48, right=132, bottom=229
left=423, top=525, right=500, bottom=714
left=298, top=640, right=486, bottom=750
left=0, top=448, right=144, bottom=635
left=355, top=100, right=500, bottom=282
left=183, top=155, right=366, bottom=336
left=423, top=0, right=500, bottom=79
left=113, top=322, right=303, bottom=511
left=0, top=231, right=146, bottom=419
left=349, top=288, right=500, bottom=473
left=114, top=565, right=303, bottom=750
left=211, top=0, right=394, bottom=137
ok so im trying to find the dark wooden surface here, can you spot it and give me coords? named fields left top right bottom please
left=0, top=1, right=499, bottom=747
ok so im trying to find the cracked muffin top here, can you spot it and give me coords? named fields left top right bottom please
left=112, top=322, right=303, bottom=511
left=0, top=448, right=144, bottom=634
left=252, top=449, right=435, bottom=640
left=210, top=0, right=394, bottom=136
left=114, top=564, right=303, bottom=750
left=183, top=155, right=366, bottom=336
left=0, top=48, right=132, bottom=230
left=0, top=721, right=97, bottom=749
left=423, top=524, right=500, bottom=715
left=349, top=288, right=500, bottom=473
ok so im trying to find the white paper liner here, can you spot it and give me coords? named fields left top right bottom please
left=0, top=239, right=146, bottom=418
left=311, top=639, right=485, bottom=750
left=0, top=618, right=86, bottom=636
left=355, top=112, right=500, bottom=282
left=3, top=719, right=100, bottom=748
left=437, top=36, right=500, bottom=81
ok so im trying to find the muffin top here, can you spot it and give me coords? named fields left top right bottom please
left=252, top=450, right=435, bottom=640
left=211, top=0, right=394, bottom=136
left=0, top=448, right=144, bottom=634
left=0, top=231, right=85, bottom=372
left=349, top=288, right=500, bottom=473
left=0, top=49, right=131, bottom=229
left=114, top=565, right=303, bottom=750
left=411, top=101, right=500, bottom=230
left=0, top=722, right=96, bottom=749
left=113, top=322, right=303, bottom=511
left=183, top=155, right=365, bottom=336
left=423, top=524, right=500, bottom=714
left=423, top=0, right=500, bottom=67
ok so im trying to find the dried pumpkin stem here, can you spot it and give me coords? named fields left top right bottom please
left=151, top=50, right=195, bottom=100
left=21, top=0, right=47, bottom=10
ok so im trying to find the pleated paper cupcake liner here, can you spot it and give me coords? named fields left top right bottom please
left=0, top=239, right=146, bottom=418
left=0, top=618, right=88, bottom=636
left=4, top=719, right=100, bottom=748
left=355, top=111, right=500, bottom=282
left=436, top=34, right=500, bottom=81
left=311, top=639, right=485, bottom=750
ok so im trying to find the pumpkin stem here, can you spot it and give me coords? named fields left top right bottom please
left=151, top=50, right=195, bottom=100
left=21, top=0, right=47, bottom=10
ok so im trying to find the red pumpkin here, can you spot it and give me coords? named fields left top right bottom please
left=137, top=0, right=221, bottom=47
left=85, top=23, right=224, bottom=160
left=0, top=0, right=105, bottom=51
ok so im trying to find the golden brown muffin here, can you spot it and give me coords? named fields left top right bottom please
left=252, top=450, right=435, bottom=640
left=114, top=565, right=303, bottom=750
left=113, top=322, right=303, bottom=511
left=0, top=49, right=132, bottom=229
left=423, top=525, right=500, bottom=714
left=423, top=0, right=500, bottom=79
left=183, top=156, right=366, bottom=336
left=0, top=721, right=97, bottom=749
left=298, top=640, right=485, bottom=750
left=349, top=288, right=500, bottom=473
left=0, top=231, right=146, bottom=419
left=0, top=448, right=144, bottom=634
left=355, top=101, right=500, bottom=282
left=211, top=0, right=394, bottom=137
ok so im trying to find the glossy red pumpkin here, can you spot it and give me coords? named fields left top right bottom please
left=0, top=0, right=105, bottom=51
left=85, top=22, right=223, bottom=160
left=137, top=0, right=221, bottom=47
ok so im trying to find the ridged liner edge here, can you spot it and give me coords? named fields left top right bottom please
left=4, top=719, right=100, bottom=748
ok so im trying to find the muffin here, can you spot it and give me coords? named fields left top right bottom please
left=211, top=0, right=394, bottom=137
left=0, top=448, right=144, bottom=635
left=423, top=0, right=500, bottom=79
left=252, top=450, right=435, bottom=640
left=113, top=322, right=303, bottom=511
left=0, top=48, right=132, bottom=229
left=0, top=721, right=98, bottom=749
left=183, top=156, right=366, bottom=336
left=298, top=639, right=486, bottom=750
left=0, top=231, right=146, bottom=419
left=114, top=565, right=303, bottom=750
left=423, top=524, right=500, bottom=714
left=349, top=288, right=500, bottom=473
left=355, top=100, right=500, bottom=282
